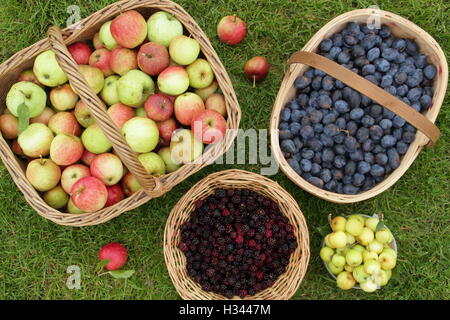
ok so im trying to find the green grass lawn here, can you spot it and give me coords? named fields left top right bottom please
left=0, top=0, right=448, bottom=300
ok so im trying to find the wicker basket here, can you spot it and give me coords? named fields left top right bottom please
left=0, top=0, right=241, bottom=227
left=164, top=169, right=310, bottom=300
left=270, top=9, right=448, bottom=204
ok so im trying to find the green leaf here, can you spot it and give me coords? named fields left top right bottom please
left=17, top=103, right=30, bottom=134
left=96, top=259, right=110, bottom=270
left=376, top=220, right=386, bottom=232
left=108, top=270, right=135, bottom=279
left=316, top=225, right=331, bottom=237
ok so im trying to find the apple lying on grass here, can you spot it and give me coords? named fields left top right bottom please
left=217, top=15, right=247, bottom=45
left=99, top=242, right=128, bottom=271
left=244, top=56, right=269, bottom=87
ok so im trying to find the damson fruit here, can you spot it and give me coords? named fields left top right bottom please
left=424, top=64, right=437, bottom=80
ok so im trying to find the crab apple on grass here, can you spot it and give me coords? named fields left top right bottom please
left=217, top=16, right=246, bottom=45
left=205, top=93, right=227, bottom=117
left=110, top=47, right=138, bottom=76
left=144, top=94, right=174, bottom=121
left=89, top=48, right=113, bottom=76
left=0, top=114, right=19, bottom=139
left=90, top=153, right=124, bottom=186
left=26, top=158, right=61, bottom=192
left=331, top=216, right=347, bottom=232
left=174, top=92, right=205, bottom=126
left=71, top=176, right=108, bottom=212
left=191, top=109, right=227, bottom=144
left=157, top=66, right=190, bottom=96
left=107, top=103, right=135, bottom=129
left=105, top=185, right=125, bottom=207
left=30, top=107, right=55, bottom=126
left=138, top=42, right=170, bottom=76
left=244, top=56, right=269, bottom=87
left=18, top=123, right=54, bottom=158
left=61, top=164, right=91, bottom=194
left=111, top=10, right=147, bottom=49
left=48, top=112, right=81, bottom=136
left=336, top=271, right=356, bottom=290
left=50, top=134, right=84, bottom=166
left=320, top=247, right=334, bottom=262
left=99, top=242, right=128, bottom=271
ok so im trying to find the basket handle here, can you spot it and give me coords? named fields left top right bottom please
left=47, top=26, right=165, bottom=197
left=287, top=51, right=440, bottom=147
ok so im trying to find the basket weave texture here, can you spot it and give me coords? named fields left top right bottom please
left=270, top=9, right=448, bottom=204
left=0, top=0, right=241, bottom=226
left=164, top=169, right=310, bottom=300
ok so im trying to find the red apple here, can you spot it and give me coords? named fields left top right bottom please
left=217, top=16, right=247, bottom=45
left=121, top=172, right=141, bottom=196
left=174, top=92, right=205, bottom=126
left=81, top=150, right=97, bottom=166
left=105, top=185, right=125, bottom=207
left=157, top=118, right=177, bottom=146
left=11, top=139, right=25, bottom=156
left=17, top=70, right=43, bottom=87
left=71, top=176, right=108, bottom=212
left=50, top=134, right=84, bottom=166
left=144, top=94, right=174, bottom=122
left=93, top=32, right=104, bottom=49
left=205, top=93, right=227, bottom=117
left=48, top=112, right=81, bottom=136
left=90, top=153, right=124, bottom=186
left=98, top=242, right=128, bottom=271
left=110, top=47, right=138, bottom=76
left=30, top=107, right=56, bottom=126
left=50, top=84, right=79, bottom=111
left=107, top=103, right=135, bottom=130
left=0, top=114, right=19, bottom=139
left=191, top=110, right=227, bottom=144
left=110, top=10, right=147, bottom=49
left=244, top=56, right=269, bottom=86
left=68, top=42, right=92, bottom=65
left=89, top=48, right=113, bottom=76
left=137, top=42, right=170, bottom=76
left=61, top=164, right=91, bottom=194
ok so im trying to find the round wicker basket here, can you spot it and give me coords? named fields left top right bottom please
left=164, top=169, right=310, bottom=300
left=0, top=0, right=241, bottom=226
left=270, top=9, right=448, bottom=203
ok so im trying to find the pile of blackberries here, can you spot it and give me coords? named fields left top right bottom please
left=279, top=22, right=437, bottom=195
left=178, top=188, right=297, bottom=298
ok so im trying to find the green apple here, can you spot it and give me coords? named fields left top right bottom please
left=331, top=254, right=346, bottom=268
left=360, top=278, right=379, bottom=293
left=346, top=233, right=355, bottom=245
left=186, top=58, right=214, bottom=89
left=122, top=117, right=159, bottom=153
left=158, top=147, right=181, bottom=173
left=365, top=216, right=380, bottom=232
left=99, top=21, right=119, bottom=50
left=43, top=185, right=69, bottom=209
left=33, top=50, right=68, bottom=87
left=157, top=66, right=190, bottom=96
left=345, top=249, right=363, bottom=267
left=67, top=198, right=85, bottom=214
left=352, top=244, right=365, bottom=253
left=81, top=124, right=112, bottom=154
left=74, top=100, right=96, bottom=128
left=118, top=70, right=155, bottom=107
left=26, top=158, right=61, bottom=192
left=138, top=152, right=166, bottom=176
left=356, top=227, right=374, bottom=246
left=352, top=265, right=370, bottom=283
left=363, top=250, right=378, bottom=262
left=344, top=265, right=354, bottom=272
left=327, top=231, right=347, bottom=249
left=373, top=270, right=389, bottom=286
left=376, top=228, right=393, bottom=244
left=18, top=123, right=54, bottom=158
left=170, top=129, right=204, bottom=164
left=76, top=65, right=105, bottom=94
left=336, top=271, right=356, bottom=290
left=169, top=35, right=200, bottom=66
left=331, top=216, right=347, bottom=232
left=336, top=247, right=350, bottom=256
left=327, top=261, right=343, bottom=275
left=348, top=214, right=365, bottom=225
left=345, top=218, right=364, bottom=237
left=101, top=75, right=120, bottom=105
left=320, top=247, right=334, bottom=262
left=382, top=247, right=397, bottom=258
left=368, top=240, right=384, bottom=254
left=6, top=81, right=47, bottom=118
left=378, top=252, right=397, bottom=270
left=364, top=259, right=381, bottom=275
left=147, top=12, right=183, bottom=47
left=324, top=235, right=332, bottom=248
